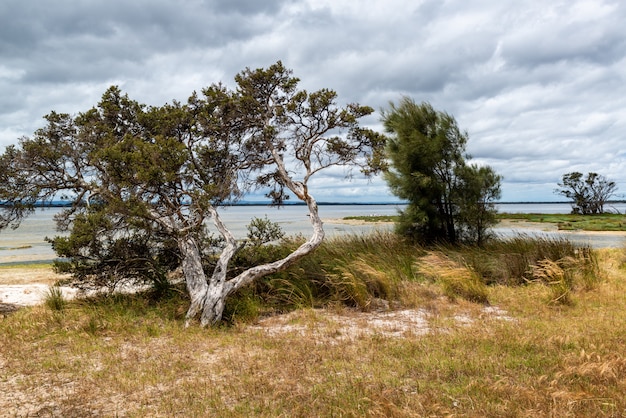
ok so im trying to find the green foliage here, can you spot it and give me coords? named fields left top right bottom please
left=455, top=164, right=502, bottom=245
left=228, top=218, right=291, bottom=275
left=223, top=287, right=264, bottom=324
left=0, top=62, right=386, bottom=325
left=382, top=98, right=501, bottom=245
left=246, top=216, right=285, bottom=245
left=48, top=205, right=180, bottom=292
left=555, top=172, right=617, bottom=214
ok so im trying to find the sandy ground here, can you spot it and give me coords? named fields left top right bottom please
left=0, top=267, right=76, bottom=311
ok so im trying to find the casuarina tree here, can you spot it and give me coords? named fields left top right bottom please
left=0, top=62, right=385, bottom=326
left=382, top=98, right=501, bottom=245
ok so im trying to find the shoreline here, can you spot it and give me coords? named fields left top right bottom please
left=496, top=219, right=626, bottom=236
left=2, top=219, right=625, bottom=307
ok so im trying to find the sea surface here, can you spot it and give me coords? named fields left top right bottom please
left=1, top=202, right=625, bottom=264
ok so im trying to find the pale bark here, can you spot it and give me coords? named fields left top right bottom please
left=193, top=193, right=325, bottom=327
left=198, top=207, right=238, bottom=326
left=224, top=193, right=324, bottom=294
left=180, top=121, right=329, bottom=326
left=178, top=235, right=209, bottom=327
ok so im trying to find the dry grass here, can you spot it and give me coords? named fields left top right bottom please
left=417, top=251, right=489, bottom=304
left=0, top=245, right=625, bottom=416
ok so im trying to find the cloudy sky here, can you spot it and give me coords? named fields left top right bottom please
left=1, top=0, right=625, bottom=203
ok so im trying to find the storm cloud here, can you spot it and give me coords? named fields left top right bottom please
left=2, top=0, right=625, bottom=202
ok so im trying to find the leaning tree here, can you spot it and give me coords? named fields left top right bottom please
left=0, top=62, right=385, bottom=326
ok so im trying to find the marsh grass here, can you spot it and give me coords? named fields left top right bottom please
left=417, top=251, right=489, bottom=303
left=227, top=233, right=600, bottom=315
left=532, top=258, right=575, bottom=305
left=499, top=212, right=626, bottom=231
left=446, top=234, right=597, bottom=285
left=243, top=231, right=421, bottom=314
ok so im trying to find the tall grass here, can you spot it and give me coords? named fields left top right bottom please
left=417, top=251, right=489, bottom=303
left=225, top=231, right=602, bottom=315
left=262, top=231, right=423, bottom=311
left=445, top=234, right=597, bottom=283
left=223, top=230, right=423, bottom=322
left=44, top=285, right=67, bottom=311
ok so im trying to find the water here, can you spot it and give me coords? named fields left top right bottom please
left=1, top=202, right=624, bottom=264
left=0, top=204, right=404, bottom=264
left=495, top=202, right=626, bottom=249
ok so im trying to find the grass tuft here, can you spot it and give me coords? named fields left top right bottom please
left=532, top=258, right=574, bottom=305
left=44, top=285, right=67, bottom=311
left=417, top=252, right=489, bottom=303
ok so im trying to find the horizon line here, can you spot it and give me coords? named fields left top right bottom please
left=5, top=200, right=626, bottom=208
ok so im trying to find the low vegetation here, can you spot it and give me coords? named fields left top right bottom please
left=2, top=232, right=624, bottom=416
left=498, top=212, right=626, bottom=231
left=344, top=214, right=399, bottom=223
left=349, top=212, right=626, bottom=231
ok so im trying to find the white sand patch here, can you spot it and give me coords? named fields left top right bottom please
left=0, top=284, right=79, bottom=306
left=252, top=305, right=514, bottom=340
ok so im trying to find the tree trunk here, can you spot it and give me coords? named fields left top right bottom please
left=198, top=206, right=239, bottom=326
left=199, top=281, right=227, bottom=327
left=200, top=194, right=325, bottom=327
left=179, top=233, right=232, bottom=327
left=178, top=235, right=209, bottom=327
left=219, top=193, right=325, bottom=304
left=179, top=194, right=326, bottom=327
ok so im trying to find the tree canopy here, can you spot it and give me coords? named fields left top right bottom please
left=555, top=172, right=617, bottom=215
left=0, top=62, right=385, bottom=326
left=382, top=98, right=501, bottom=245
